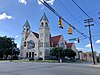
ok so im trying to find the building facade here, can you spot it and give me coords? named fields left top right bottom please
left=20, top=13, right=78, bottom=60
left=79, top=51, right=97, bottom=62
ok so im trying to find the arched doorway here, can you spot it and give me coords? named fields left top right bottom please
left=29, top=52, right=31, bottom=58
left=32, top=52, right=34, bottom=58
left=26, top=52, right=28, bottom=58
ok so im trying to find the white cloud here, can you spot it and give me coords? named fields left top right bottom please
left=77, top=48, right=84, bottom=50
left=18, top=0, right=27, bottom=5
left=96, top=40, right=100, bottom=44
left=0, top=13, right=14, bottom=20
left=15, top=35, right=19, bottom=38
left=38, top=0, right=55, bottom=5
left=85, top=44, right=91, bottom=48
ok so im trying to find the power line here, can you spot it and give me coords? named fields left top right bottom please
left=39, top=0, right=88, bottom=38
left=59, top=0, right=100, bottom=24
left=57, top=0, right=83, bottom=28
left=57, top=0, right=90, bottom=39
left=58, top=0, right=75, bottom=18
left=72, top=0, right=100, bottom=26
left=72, top=0, right=90, bottom=18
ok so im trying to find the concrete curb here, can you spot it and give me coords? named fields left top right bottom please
left=89, top=64, right=100, bottom=67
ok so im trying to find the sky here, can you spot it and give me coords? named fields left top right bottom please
left=0, top=0, right=100, bottom=53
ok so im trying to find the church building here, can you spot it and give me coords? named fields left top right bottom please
left=20, top=13, right=78, bottom=60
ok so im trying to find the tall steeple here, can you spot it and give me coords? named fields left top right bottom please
left=22, top=20, right=31, bottom=41
left=39, top=13, right=50, bottom=60
left=39, top=13, right=49, bottom=30
left=20, top=20, right=31, bottom=58
left=23, top=20, right=30, bottom=28
left=40, top=13, right=49, bottom=22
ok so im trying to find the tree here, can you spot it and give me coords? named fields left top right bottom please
left=50, top=47, right=64, bottom=60
left=64, top=49, right=76, bottom=59
left=0, top=36, right=17, bottom=59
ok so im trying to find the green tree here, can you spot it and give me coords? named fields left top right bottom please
left=50, top=47, right=64, bottom=60
left=64, top=49, right=76, bottom=59
left=0, top=36, right=17, bottom=59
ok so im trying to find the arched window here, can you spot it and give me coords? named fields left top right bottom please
left=45, top=22, right=48, bottom=27
left=27, top=29, right=29, bottom=32
left=24, top=41, right=26, bottom=47
left=27, top=40, right=35, bottom=49
left=40, top=42, right=43, bottom=47
left=40, top=33, right=43, bottom=37
left=41, top=22, right=44, bottom=26
left=23, top=28, right=25, bottom=32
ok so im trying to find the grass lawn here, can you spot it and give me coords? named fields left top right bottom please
left=12, top=60, right=58, bottom=63
left=0, top=60, right=10, bottom=62
left=37, top=60, right=58, bottom=63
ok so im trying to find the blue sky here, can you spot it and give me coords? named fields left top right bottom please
left=0, top=0, right=100, bottom=53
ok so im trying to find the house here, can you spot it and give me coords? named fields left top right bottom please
left=78, top=51, right=97, bottom=62
left=65, top=43, right=79, bottom=58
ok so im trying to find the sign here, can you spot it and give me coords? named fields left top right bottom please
left=69, top=38, right=76, bottom=41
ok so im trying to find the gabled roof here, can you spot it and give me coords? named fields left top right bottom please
left=40, top=13, right=49, bottom=22
left=23, top=20, right=30, bottom=28
left=32, top=32, right=39, bottom=38
left=50, top=35, right=61, bottom=46
left=66, top=43, right=73, bottom=49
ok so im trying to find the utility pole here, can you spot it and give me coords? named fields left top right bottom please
left=84, top=18, right=95, bottom=65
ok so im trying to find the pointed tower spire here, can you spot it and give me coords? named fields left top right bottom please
left=40, top=13, right=49, bottom=22
left=22, top=20, right=31, bottom=39
left=23, top=20, right=30, bottom=28
left=39, top=13, right=49, bottom=29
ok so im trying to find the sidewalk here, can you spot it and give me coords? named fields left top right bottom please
left=89, top=64, right=100, bottom=67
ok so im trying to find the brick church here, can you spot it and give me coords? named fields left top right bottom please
left=20, top=13, right=78, bottom=60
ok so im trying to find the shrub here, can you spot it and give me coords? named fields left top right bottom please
left=12, top=55, right=18, bottom=60
left=29, top=57, right=34, bottom=61
left=38, top=57, right=43, bottom=60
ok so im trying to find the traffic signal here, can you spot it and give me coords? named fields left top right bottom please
left=58, top=17, right=63, bottom=29
left=68, top=25, right=72, bottom=34
left=78, top=38, right=80, bottom=43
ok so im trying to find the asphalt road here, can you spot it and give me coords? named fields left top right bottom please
left=0, top=62, right=100, bottom=75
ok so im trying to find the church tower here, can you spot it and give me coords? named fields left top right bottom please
left=20, top=20, right=31, bottom=57
left=22, top=20, right=30, bottom=40
left=39, top=13, right=50, bottom=60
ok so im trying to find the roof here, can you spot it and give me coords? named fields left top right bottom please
left=66, top=43, right=74, bottom=49
left=40, top=13, right=49, bottom=22
left=32, top=32, right=39, bottom=38
left=23, top=20, right=30, bottom=28
left=50, top=35, right=61, bottom=46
